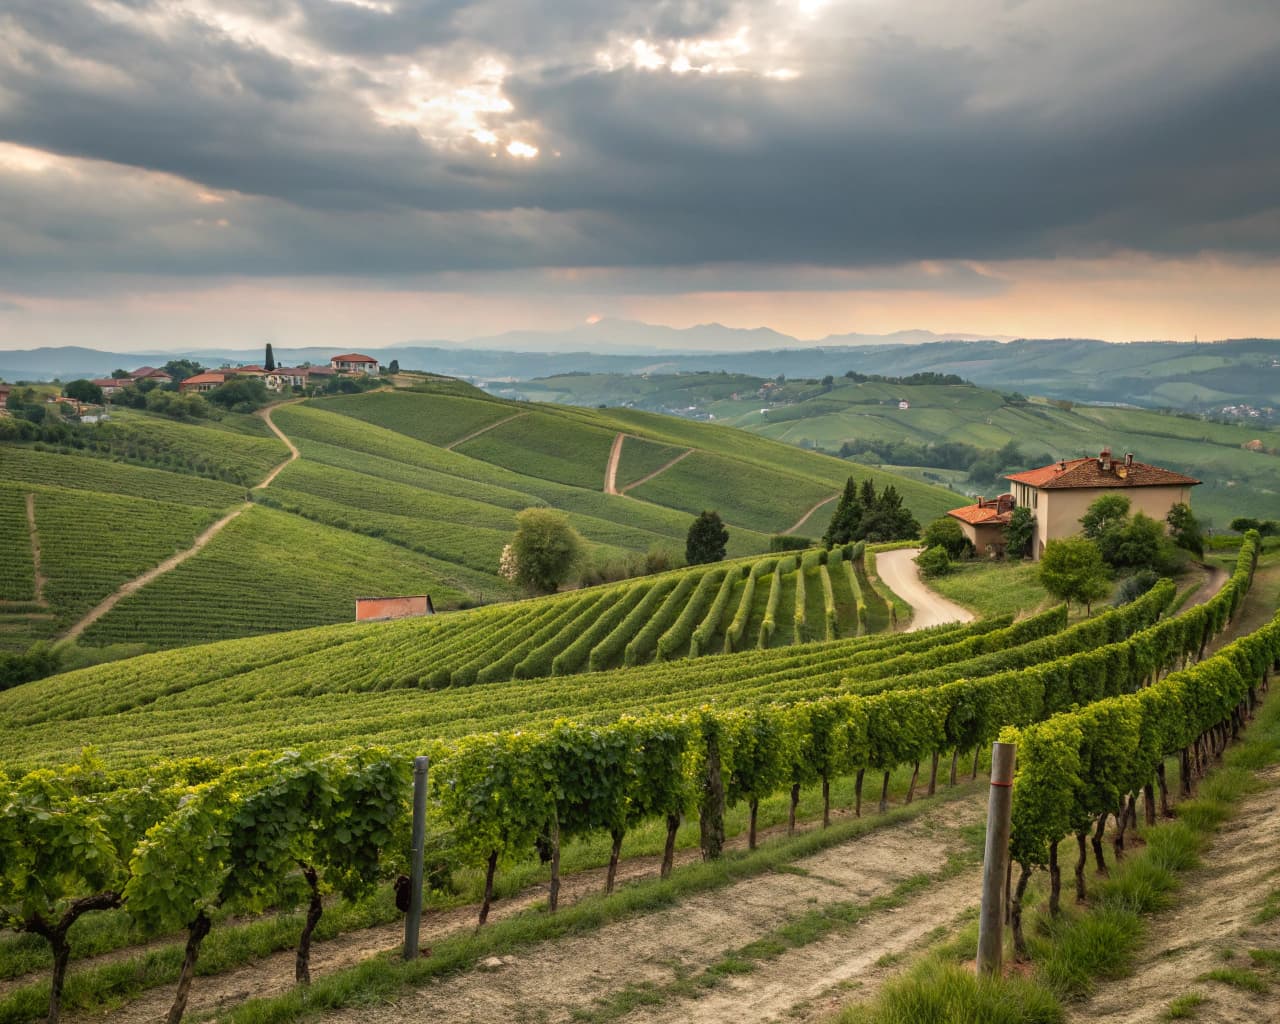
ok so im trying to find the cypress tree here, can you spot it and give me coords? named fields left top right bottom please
left=264, top=343, right=276, bottom=371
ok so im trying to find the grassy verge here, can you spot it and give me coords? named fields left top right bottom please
left=834, top=659, right=1280, bottom=1024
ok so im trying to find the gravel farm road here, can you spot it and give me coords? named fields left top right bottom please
left=874, top=547, right=976, bottom=632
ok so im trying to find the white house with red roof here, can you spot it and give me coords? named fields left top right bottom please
left=329, top=353, right=380, bottom=375
left=948, top=448, right=1200, bottom=559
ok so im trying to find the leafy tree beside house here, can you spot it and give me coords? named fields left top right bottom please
left=1166, top=502, right=1204, bottom=557
left=207, top=377, right=270, bottom=413
left=922, top=516, right=970, bottom=558
left=63, top=379, right=103, bottom=404
left=686, top=510, right=729, bottom=565
left=1003, top=505, right=1036, bottom=560
left=162, top=359, right=205, bottom=384
left=1039, top=538, right=1110, bottom=613
left=1081, top=494, right=1183, bottom=574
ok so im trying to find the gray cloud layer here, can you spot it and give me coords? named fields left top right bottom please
left=1, top=0, right=1277, bottom=285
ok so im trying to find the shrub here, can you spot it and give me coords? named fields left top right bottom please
left=915, top=545, right=954, bottom=578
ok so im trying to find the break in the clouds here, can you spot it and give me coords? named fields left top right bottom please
left=0, top=0, right=1278, bottom=345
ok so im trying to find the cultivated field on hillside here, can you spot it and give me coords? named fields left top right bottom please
left=521, top=373, right=1280, bottom=526
left=0, top=379, right=957, bottom=654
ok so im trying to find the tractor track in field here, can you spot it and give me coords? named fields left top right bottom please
left=783, top=493, right=840, bottom=536
left=58, top=402, right=301, bottom=642
left=321, top=794, right=986, bottom=1024
left=24, top=493, right=47, bottom=607
left=604, top=433, right=696, bottom=495
left=443, top=412, right=528, bottom=451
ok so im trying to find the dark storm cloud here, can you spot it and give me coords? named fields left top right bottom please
left=0, top=0, right=1277, bottom=283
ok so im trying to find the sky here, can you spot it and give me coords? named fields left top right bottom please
left=1, top=0, right=1278, bottom=352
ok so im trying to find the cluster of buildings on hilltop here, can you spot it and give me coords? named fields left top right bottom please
left=82, top=353, right=382, bottom=397
left=946, top=448, right=1200, bottom=560
left=181, top=353, right=381, bottom=394
left=90, top=366, right=175, bottom=395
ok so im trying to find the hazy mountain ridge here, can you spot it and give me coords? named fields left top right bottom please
left=3, top=326, right=1278, bottom=412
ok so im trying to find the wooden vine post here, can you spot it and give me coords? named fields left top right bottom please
left=976, top=741, right=1016, bottom=977
left=403, top=755, right=430, bottom=961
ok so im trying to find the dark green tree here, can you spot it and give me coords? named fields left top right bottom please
left=1165, top=502, right=1204, bottom=558
left=860, top=484, right=920, bottom=542
left=206, top=377, right=269, bottom=411
left=162, top=359, right=204, bottom=383
left=111, top=368, right=130, bottom=379
left=858, top=478, right=877, bottom=509
left=63, top=379, right=103, bottom=404
left=388, top=359, right=400, bottom=374
left=823, top=477, right=862, bottom=547
left=922, top=516, right=969, bottom=558
left=1004, top=505, right=1037, bottom=559
left=264, top=344, right=276, bottom=371
left=686, top=510, right=729, bottom=565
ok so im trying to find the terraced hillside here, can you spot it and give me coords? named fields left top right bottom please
left=0, top=377, right=955, bottom=654
left=0, top=534, right=1265, bottom=1024
left=518, top=373, right=1280, bottom=526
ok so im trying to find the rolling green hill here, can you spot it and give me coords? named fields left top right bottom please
left=519, top=373, right=1280, bottom=529
left=0, top=377, right=955, bottom=655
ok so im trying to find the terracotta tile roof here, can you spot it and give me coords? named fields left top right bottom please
left=948, top=503, right=1012, bottom=526
left=330, top=353, right=378, bottom=363
left=1006, top=451, right=1200, bottom=490
left=181, top=372, right=227, bottom=386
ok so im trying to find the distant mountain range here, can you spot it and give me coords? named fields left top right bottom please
left=2, top=321, right=1277, bottom=412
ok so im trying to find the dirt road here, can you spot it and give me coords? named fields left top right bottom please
left=59, top=401, right=300, bottom=641
left=1068, top=764, right=1280, bottom=1023
left=323, top=795, right=987, bottom=1024
left=874, top=548, right=976, bottom=632
left=784, top=493, right=840, bottom=536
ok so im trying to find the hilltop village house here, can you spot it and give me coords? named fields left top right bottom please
left=947, top=448, right=1200, bottom=559
left=176, top=358, right=364, bottom=394
left=330, top=353, right=380, bottom=375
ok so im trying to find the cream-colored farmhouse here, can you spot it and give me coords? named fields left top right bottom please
left=948, top=448, right=1200, bottom=559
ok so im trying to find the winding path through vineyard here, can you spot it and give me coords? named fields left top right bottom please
left=24, top=493, right=47, bottom=606
left=783, top=493, right=840, bottom=536
left=605, top=432, right=625, bottom=494
left=442, top=411, right=527, bottom=451
left=59, top=401, right=301, bottom=641
left=618, top=445, right=695, bottom=495
left=875, top=547, right=975, bottom=631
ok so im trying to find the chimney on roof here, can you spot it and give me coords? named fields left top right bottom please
left=1125, top=452, right=1134, bottom=468
left=1099, top=447, right=1112, bottom=472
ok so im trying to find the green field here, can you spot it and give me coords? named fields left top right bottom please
left=0, top=378, right=956, bottom=657
left=521, top=373, right=1280, bottom=528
